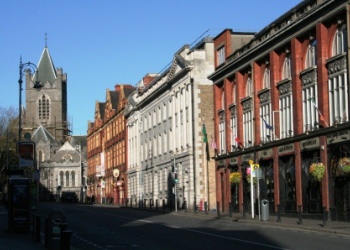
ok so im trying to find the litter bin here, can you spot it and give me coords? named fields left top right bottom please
left=261, top=199, right=269, bottom=221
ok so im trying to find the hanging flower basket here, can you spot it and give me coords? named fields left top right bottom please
left=246, top=174, right=257, bottom=184
left=309, top=162, right=325, bottom=181
left=338, top=157, right=350, bottom=174
left=230, top=172, right=241, bottom=184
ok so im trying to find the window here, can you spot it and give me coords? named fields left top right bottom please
left=229, top=107, right=238, bottom=150
left=38, top=94, right=50, bottom=119
left=245, top=77, right=252, bottom=96
left=243, top=108, right=253, bottom=147
left=328, top=24, right=349, bottom=125
left=218, top=111, right=226, bottom=154
left=305, top=39, right=317, bottom=68
left=260, top=104, right=272, bottom=142
left=263, top=67, right=271, bottom=89
left=333, top=24, right=347, bottom=56
left=282, top=55, right=291, bottom=79
left=221, top=91, right=225, bottom=110
left=217, top=46, right=225, bottom=65
left=329, top=70, right=348, bottom=125
left=232, top=84, right=236, bottom=104
left=302, top=82, right=318, bottom=132
left=279, top=89, right=293, bottom=138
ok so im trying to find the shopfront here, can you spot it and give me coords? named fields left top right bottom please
left=327, top=130, right=350, bottom=221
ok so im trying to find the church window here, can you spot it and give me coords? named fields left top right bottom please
left=39, top=95, right=50, bottom=119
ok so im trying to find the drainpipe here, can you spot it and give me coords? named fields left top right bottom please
left=190, top=77, right=197, bottom=213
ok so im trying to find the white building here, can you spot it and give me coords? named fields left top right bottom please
left=125, top=38, right=216, bottom=210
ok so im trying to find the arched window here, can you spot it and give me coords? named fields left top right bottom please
left=65, top=171, right=69, bottom=187
left=282, top=55, right=291, bottom=79
left=38, top=95, right=50, bottom=119
left=221, top=91, right=225, bottom=110
left=333, top=24, right=347, bottom=56
left=60, top=171, right=64, bottom=187
left=263, top=67, right=271, bottom=89
left=232, top=84, right=236, bottom=104
left=71, top=171, right=75, bottom=187
left=306, top=39, right=317, bottom=68
left=245, top=77, right=252, bottom=96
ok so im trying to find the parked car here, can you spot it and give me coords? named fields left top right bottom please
left=61, top=192, right=78, bottom=203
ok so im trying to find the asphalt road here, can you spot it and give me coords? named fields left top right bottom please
left=37, top=203, right=350, bottom=250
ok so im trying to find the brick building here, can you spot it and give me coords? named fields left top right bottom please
left=87, top=84, right=135, bottom=204
left=209, top=0, right=350, bottom=221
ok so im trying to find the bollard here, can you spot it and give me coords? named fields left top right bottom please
left=298, top=205, right=303, bottom=225
left=149, top=199, right=152, bottom=209
left=217, top=202, right=220, bottom=217
left=34, top=214, right=41, bottom=242
left=45, top=217, right=49, bottom=248
left=155, top=199, right=158, bottom=210
left=60, top=230, right=72, bottom=250
left=194, top=201, right=197, bottom=214
left=277, top=204, right=281, bottom=222
left=204, top=202, right=208, bottom=215
left=162, top=199, right=165, bottom=211
left=184, top=201, right=187, bottom=213
left=322, top=206, right=327, bottom=227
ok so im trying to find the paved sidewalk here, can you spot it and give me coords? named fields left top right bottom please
left=0, top=205, right=45, bottom=249
left=173, top=209, right=350, bottom=236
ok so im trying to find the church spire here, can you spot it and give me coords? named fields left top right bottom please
left=45, top=32, right=48, bottom=48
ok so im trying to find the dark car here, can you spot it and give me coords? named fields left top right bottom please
left=61, top=192, right=78, bottom=203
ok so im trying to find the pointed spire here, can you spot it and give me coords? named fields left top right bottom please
left=45, top=33, right=48, bottom=48
left=34, top=46, right=56, bottom=84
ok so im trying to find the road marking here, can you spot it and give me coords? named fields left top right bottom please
left=105, top=213, right=290, bottom=250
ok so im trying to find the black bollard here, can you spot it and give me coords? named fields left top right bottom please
left=322, top=206, right=327, bottom=227
left=60, top=230, right=72, bottom=250
left=34, top=214, right=41, bottom=242
left=156, top=199, right=158, bottom=210
left=277, top=204, right=281, bottom=222
left=45, top=217, right=49, bottom=248
left=184, top=201, right=187, bottom=213
left=298, top=205, right=303, bottom=225
left=204, top=202, right=208, bottom=215
left=217, top=202, right=220, bottom=217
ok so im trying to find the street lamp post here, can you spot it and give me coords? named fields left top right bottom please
left=75, top=144, right=83, bottom=203
left=18, top=57, right=42, bottom=141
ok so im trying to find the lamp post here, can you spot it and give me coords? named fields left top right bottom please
left=18, top=57, right=41, bottom=141
left=75, top=144, right=83, bottom=203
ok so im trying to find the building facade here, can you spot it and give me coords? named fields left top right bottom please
left=209, top=0, right=350, bottom=221
left=87, top=84, right=135, bottom=204
left=125, top=38, right=217, bottom=211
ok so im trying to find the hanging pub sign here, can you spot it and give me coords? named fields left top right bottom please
left=17, top=141, right=35, bottom=168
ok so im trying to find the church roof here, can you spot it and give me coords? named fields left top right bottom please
left=51, top=141, right=85, bottom=163
left=34, top=47, right=57, bottom=84
left=31, top=125, right=57, bottom=144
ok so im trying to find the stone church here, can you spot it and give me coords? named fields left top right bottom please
left=22, top=45, right=87, bottom=202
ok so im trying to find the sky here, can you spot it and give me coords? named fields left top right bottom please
left=1, top=0, right=302, bottom=135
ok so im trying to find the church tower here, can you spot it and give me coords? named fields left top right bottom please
left=23, top=45, right=70, bottom=143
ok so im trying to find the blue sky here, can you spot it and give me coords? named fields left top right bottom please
left=1, top=0, right=301, bottom=135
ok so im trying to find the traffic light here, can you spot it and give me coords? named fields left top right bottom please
left=174, top=172, right=178, bottom=183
